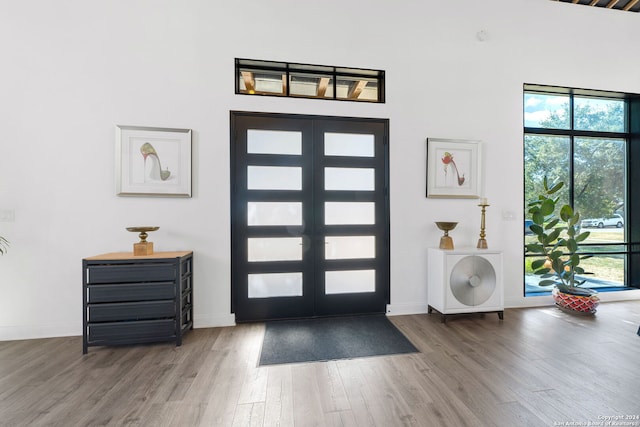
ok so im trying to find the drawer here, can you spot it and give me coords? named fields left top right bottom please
left=87, top=282, right=175, bottom=303
left=88, top=300, right=175, bottom=322
left=87, top=264, right=176, bottom=284
left=87, top=319, right=175, bottom=344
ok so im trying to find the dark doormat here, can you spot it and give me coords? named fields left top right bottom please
left=259, top=315, right=419, bottom=366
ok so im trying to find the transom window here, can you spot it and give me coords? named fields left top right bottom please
left=235, top=58, right=385, bottom=103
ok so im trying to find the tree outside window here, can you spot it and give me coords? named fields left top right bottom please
left=524, top=87, right=627, bottom=295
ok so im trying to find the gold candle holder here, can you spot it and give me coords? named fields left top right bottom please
left=126, top=226, right=159, bottom=256
left=477, top=201, right=488, bottom=249
left=435, top=222, right=458, bottom=250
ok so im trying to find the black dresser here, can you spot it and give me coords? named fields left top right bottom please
left=82, top=251, right=193, bottom=354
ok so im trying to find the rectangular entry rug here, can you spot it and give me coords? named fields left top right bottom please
left=259, top=315, right=419, bottom=366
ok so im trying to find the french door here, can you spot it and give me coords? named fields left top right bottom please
left=231, top=112, right=389, bottom=322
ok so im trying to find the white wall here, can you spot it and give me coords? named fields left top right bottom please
left=2, top=0, right=640, bottom=340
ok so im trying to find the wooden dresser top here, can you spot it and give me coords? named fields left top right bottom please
left=84, top=251, right=192, bottom=261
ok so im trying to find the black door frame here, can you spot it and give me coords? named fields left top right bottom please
left=230, top=111, right=390, bottom=322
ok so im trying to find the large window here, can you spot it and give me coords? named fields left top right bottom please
left=524, top=85, right=630, bottom=296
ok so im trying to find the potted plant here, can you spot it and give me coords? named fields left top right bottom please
left=0, top=235, right=8, bottom=255
left=526, top=177, right=600, bottom=314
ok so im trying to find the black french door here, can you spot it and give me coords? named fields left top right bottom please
left=231, top=112, right=389, bottom=322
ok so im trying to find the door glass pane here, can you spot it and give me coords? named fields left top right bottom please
left=325, top=168, right=374, bottom=191
left=247, top=130, right=302, bottom=155
left=248, top=237, right=302, bottom=262
left=325, top=202, right=375, bottom=225
left=247, top=166, right=302, bottom=190
left=248, top=202, right=303, bottom=226
left=325, top=236, right=375, bottom=259
left=248, top=272, right=303, bottom=298
left=325, top=270, right=375, bottom=294
left=324, top=133, right=374, bottom=157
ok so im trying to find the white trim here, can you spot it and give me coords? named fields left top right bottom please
left=194, top=313, right=236, bottom=328
left=385, top=302, right=428, bottom=316
left=0, top=323, right=79, bottom=342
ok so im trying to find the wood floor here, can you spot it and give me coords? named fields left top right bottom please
left=2, top=302, right=640, bottom=426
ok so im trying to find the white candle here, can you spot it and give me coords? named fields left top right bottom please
left=480, top=197, right=488, bottom=205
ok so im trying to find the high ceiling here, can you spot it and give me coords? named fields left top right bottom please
left=554, top=0, right=640, bottom=12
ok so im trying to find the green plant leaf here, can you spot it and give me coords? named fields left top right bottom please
left=571, top=253, right=580, bottom=265
left=575, top=232, right=590, bottom=242
left=559, top=205, right=573, bottom=222
left=548, top=181, right=564, bottom=194
left=531, top=259, right=547, bottom=270
left=529, top=224, right=544, bottom=235
left=566, top=239, right=577, bottom=252
left=532, top=211, right=544, bottom=225
left=567, top=213, right=579, bottom=227
left=544, top=219, right=559, bottom=230
left=549, top=250, right=563, bottom=260
left=538, top=279, right=557, bottom=287
left=527, top=200, right=540, bottom=208
left=540, top=199, right=555, bottom=216
left=545, top=229, right=561, bottom=244
left=526, top=244, right=544, bottom=253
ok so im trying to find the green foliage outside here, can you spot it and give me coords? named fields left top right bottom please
left=524, top=100, right=625, bottom=220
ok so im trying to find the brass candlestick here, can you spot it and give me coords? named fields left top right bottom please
left=477, top=202, right=489, bottom=249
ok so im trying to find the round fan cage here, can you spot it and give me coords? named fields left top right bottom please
left=449, top=255, right=497, bottom=307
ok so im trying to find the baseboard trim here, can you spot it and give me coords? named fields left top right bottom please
left=385, top=302, right=428, bottom=316
left=0, top=323, right=79, bottom=342
left=193, top=313, right=236, bottom=328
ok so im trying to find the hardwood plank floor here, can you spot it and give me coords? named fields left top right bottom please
left=1, top=301, right=639, bottom=426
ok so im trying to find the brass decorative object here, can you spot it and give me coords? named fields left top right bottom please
left=126, top=226, right=159, bottom=255
left=477, top=199, right=489, bottom=249
left=435, top=222, right=458, bottom=250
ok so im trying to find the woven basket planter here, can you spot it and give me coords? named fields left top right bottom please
left=552, top=287, right=599, bottom=314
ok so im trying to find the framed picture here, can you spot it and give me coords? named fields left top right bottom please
left=426, top=138, right=481, bottom=198
left=116, top=125, right=192, bottom=197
